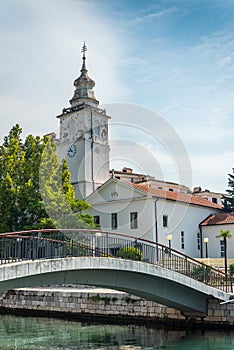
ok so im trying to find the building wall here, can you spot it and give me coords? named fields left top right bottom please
left=88, top=196, right=156, bottom=242
left=87, top=179, right=221, bottom=258
left=200, top=224, right=234, bottom=259
left=156, top=199, right=220, bottom=257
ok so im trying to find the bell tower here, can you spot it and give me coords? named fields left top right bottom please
left=56, top=43, right=110, bottom=199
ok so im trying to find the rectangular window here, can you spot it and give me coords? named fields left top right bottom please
left=212, top=197, right=218, bottom=204
left=181, top=231, right=185, bottom=249
left=163, top=215, right=168, bottom=227
left=93, top=216, right=100, bottom=225
left=197, top=232, right=200, bottom=250
left=220, top=240, right=225, bottom=258
left=93, top=124, right=100, bottom=137
left=130, top=212, right=138, bottom=229
left=111, top=213, right=118, bottom=229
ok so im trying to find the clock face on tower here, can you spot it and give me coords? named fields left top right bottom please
left=67, top=144, right=77, bottom=158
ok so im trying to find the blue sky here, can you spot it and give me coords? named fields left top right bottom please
left=0, top=0, right=234, bottom=192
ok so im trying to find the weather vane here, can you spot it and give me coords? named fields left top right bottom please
left=81, top=42, right=87, bottom=58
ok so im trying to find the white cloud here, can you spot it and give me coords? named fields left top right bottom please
left=130, top=7, right=178, bottom=24
left=0, top=0, right=126, bottom=141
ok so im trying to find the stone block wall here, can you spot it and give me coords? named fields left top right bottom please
left=0, top=288, right=185, bottom=324
left=0, top=288, right=234, bottom=327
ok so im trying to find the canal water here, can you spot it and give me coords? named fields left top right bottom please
left=0, top=314, right=234, bottom=349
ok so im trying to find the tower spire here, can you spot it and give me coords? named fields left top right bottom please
left=70, top=42, right=98, bottom=107
left=81, top=42, right=87, bottom=71
left=81, top=42, right=87, bottom=59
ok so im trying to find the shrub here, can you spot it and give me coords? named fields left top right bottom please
left=229, top=263, right=234, bottom=276
left=191, top=266, right=211, bottom=283
left=117, top=246, right=142, bottom=261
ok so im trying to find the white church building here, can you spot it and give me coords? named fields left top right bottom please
left=54, top=44, right=232, bottom=260
left=86, top=177, right=221, bottom=258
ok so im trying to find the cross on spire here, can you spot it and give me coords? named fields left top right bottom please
left=81, top=42, right=87, bottom=59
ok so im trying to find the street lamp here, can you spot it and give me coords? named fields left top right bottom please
left=166, top=234, right=173, bottom=261
left=167, top=234, right=173, bottom=250
left=204, top=237, right=209, bottom=259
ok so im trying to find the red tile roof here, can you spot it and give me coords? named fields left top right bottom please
left=200, top=213, right=234, bottom=226
left=129, top=183, right=222, bottom=209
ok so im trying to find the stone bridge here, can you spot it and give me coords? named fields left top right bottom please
left=0, top=229, right=232, bottom=316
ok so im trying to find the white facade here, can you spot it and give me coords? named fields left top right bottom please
left=200, top=213, right=234, bottom=259
left=200, top=224, right=234, bottom=259
left=86, top=178, right=221, bottom=258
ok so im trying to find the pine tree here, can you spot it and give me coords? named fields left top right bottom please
left=223, top=169, right=234, bottom=212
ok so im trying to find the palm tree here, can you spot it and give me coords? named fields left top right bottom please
left=216, top=229, right=232, bottom=291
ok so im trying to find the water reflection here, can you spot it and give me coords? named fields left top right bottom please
left=0, top=315, right=183, bottom=349
left=0, top=314, right=233, bottom=350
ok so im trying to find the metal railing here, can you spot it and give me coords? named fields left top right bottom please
left=0, top=229, right=232, bottom=293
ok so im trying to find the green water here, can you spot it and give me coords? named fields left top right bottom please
left=0, top=314, right=233, bottom=349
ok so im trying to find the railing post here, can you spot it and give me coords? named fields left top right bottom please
left=185, top=256, right=188, bottom=276
left=50, top=239, right=53, bottom=259
left=16, top=238, right=21, bottom=261
left=35, top=235, right=39, bottom=260
left=105, top=232, right=109, bottom=256
left=161, top=247, right=164, bottom=267
left=231, top=276, right=233, bottom=293
left=156, top=244, right=158, bottom=263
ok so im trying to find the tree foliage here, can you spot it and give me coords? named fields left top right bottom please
left=223, top=169, right=234, bottom=212
left=216, top=229, right=232, bottom=240
left=0, top=125, right=95, bottom=232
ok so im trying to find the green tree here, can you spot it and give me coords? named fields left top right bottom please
left=216, top=229, right=232, bottom=290
left=0, top=125, right=95, bottom=232
left=223, top=169, right=234, bottom=212
left=39, top=137, right=95, bottom=229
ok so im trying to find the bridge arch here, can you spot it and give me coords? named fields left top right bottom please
left=0, top=257, right=229, bottom=315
